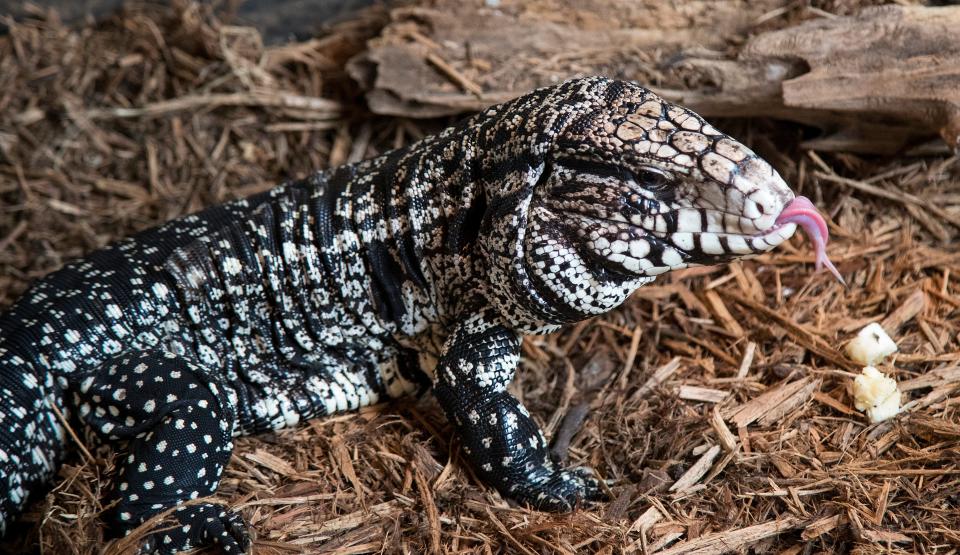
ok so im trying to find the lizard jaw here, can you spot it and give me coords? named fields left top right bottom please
left=573, top=194, right=847, bottom=284
left=573, top=211, right=800, bottom=278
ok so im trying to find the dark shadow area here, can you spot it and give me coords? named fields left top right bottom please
left=0, top=0, right=380, bottom=43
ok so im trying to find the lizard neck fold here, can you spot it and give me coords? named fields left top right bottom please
left=303, top=125, right=487, bottom=337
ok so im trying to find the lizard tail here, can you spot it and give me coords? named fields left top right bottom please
left=0, top=350, right=66, bottom=535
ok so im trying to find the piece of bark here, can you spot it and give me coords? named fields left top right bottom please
left=549, top=402, right=590, bottom=464
left=655, top=516, right=802, bottom=555
left=710, top=406, right=738, bottom=452
left=347, top=1, right=775, bottom=117
left=350, top=2, right=960, bottom=153
left=669, top=445, right=721, bottom=493
left=723, top=377, right=819, bottom=428
left=755, top=5, right=960, bottom=152
left=678, top=385, right=729, bottom=404
left=880, top=289, right=926, bottom=335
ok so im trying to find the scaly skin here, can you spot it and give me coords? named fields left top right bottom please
left=0, top=78, right=804, bottom=553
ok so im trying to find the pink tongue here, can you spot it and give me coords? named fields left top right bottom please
left=774, top=196, right=846, bottom=286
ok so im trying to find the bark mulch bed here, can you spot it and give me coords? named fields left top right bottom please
left=1, top=2, right=958, bottom=553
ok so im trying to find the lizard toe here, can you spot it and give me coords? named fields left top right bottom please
left=136, top=503, right=249, bottom=555
left=216, top=509, right=252, bottom=553
left=509, top=465, right=607, bottom=512
left=135, top=534, right=158, bottom=555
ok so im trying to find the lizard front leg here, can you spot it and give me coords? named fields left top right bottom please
left=432, top=307, right=603, bottom=510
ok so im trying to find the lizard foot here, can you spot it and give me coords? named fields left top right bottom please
left=509, top=465, right=607, bottom=511
left=135, top=503, right=250, bottom=555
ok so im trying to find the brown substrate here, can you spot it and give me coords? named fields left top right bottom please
left=0, top=2, right=957, bottom=553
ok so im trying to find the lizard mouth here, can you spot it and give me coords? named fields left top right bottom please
left=566, top=209, right=793, bottom=277
left=564, top=196, right=843, bottom=283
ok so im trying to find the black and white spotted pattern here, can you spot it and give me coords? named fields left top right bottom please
left=0, top=78, right=801, bottom=553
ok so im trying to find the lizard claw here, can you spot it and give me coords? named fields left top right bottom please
left=134, top=503, right=250, bottom=554
left=136, top=535, right=157, bottom=555
left=509, top=465, right=608, bottom=511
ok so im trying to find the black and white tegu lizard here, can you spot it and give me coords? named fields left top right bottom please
left=0, top=77, right=842, bottom=553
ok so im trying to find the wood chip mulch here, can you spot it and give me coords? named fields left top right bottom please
left=1, top=2, right=958, bottom=554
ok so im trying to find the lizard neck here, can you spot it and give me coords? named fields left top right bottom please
left=304, top=125, right=486, bottom=337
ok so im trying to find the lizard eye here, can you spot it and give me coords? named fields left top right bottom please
left=631, top=166, right=674, bottom=193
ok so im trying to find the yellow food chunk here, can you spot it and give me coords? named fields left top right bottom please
left=846, top=323, right=898, bottom=366
left=852, top=366, right=901, bottom=423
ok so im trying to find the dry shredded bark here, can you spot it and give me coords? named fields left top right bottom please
left=1, top=2, right=959, bottom=554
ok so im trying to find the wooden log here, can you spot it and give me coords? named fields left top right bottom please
left=349, top=2, right=960, bottom=153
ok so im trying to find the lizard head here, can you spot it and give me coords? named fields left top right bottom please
left=537, top=78, right=798, bottom=279
left=475, top=78, right=836, bottom=329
